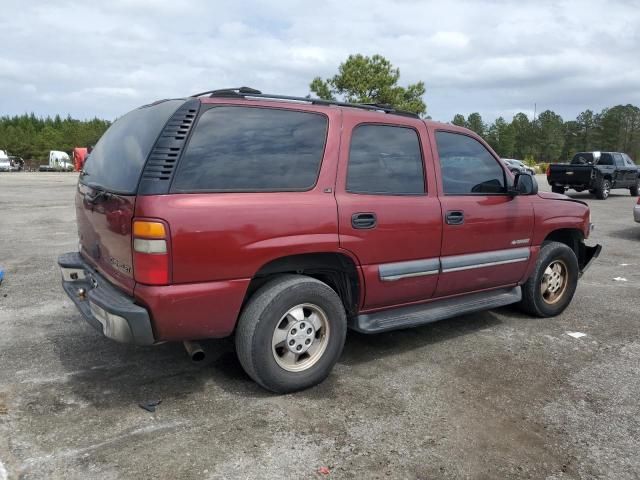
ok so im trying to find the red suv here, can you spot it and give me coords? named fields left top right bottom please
left=59, top=87, right=601, bottom=392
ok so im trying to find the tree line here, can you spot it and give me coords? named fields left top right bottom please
left=0, top=114, right=110, bottom=164
left=453, top=105, right=640, bottom=164
left=310, top=54, right=640, bottom=164
left=2, top=54, right=638, bottom=166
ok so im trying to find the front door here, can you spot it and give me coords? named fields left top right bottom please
left=430, top=130, right=535, bottom=298
left=336, top=118, right=442, bottom=310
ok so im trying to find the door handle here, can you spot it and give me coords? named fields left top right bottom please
left=352, top=212, right=377, bottom=229
left=445, top=210, right=464, bottom=225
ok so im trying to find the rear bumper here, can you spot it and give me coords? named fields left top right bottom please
left=634, top=205, right=640, bottom=223
left=58, top=252, right=155, bottom=345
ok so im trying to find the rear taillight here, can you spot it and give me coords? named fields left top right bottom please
left=132, top=219, right=170, bottom=285
left=546, top=164, right=551, bottom=177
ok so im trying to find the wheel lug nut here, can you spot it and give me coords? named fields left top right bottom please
left=305, top=339, right=311, bottom=345
left=307, top=328, right=312, bottom=334
left=296, top=345, right=302, bottom=351
left=300, top=323, right=305, bottom=329
left=289, top=340, right=295, bottom=346
left=291, top=328, right=297, bottom=335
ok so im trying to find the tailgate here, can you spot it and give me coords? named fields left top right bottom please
left=549, top=165, right=592, bottom=184
left=76, top=186, right=136, bottom=294
left=74, top=98, right=186, bottom=294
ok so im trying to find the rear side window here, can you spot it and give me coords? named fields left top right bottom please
left=346, top=125, right=425, bottom=195
left=598, top=153, right=614, bottom=166
left=81, top=99, right=184, bottom=193
left=435, top=131, right=505, bottom=194
left=172, top=107, right=328, bottom=192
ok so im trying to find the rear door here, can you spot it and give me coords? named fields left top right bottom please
left=431, top=129, right=534, bottom=298
left=76, top=99, right=186, bottom=293
left=336, top=116, right=442, bottom=310
left=623, top=154, right=639, bottom=185
left=614, top=153, right=632, bottom=186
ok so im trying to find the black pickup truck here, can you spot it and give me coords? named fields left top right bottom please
left=547, top=151, right=640, bottom=200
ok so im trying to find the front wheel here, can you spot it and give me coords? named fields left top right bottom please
left=519, top=242, right=579, bottom=317
left=235, top=275, right=347, bottom=393
left=551, top=186, right=565, bottom=194
left=630, top=179, right=639, bottom=197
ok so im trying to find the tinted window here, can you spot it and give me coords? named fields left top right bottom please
left=346, top=125, right=424, bottom=195
left=172, top=107, right=327, bottom=192
left=598, top=153, right=614, bottom=166
left=81, top=99, right=184, bottom=193
left=613, top=153, right=624, bottom=166
left=435, top=131, right=505, bottom=194
left=623, top=154, right=636, bottom=166
left=572, top=153, right=594, bottom=165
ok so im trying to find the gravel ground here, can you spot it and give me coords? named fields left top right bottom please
left=0, top=173, right=639, bottom=479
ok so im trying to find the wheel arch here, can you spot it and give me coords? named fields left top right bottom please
left=244, top=252, right=362, bottom=317
left=543, top=228, right=583, bottom=253
left=543, top=228, right=596, bottom=271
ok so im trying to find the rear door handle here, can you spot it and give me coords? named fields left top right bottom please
left=445, top=210, right=464, bottom=225
left=352, top=212, right=377, bottom=229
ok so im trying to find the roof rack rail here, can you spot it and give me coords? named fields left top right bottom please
left=191, top=87, right=420, bottom=119
left=191, top=87, right=262, bottom=98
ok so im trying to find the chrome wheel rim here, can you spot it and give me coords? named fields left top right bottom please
left=271, top=303, right=330, bottom=372
left=603, top=182, right=610, bottom=198
left=541, top=260, right=568, bottom=305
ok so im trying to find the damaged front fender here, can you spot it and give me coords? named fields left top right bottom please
left=578, top=243, right=602, bottom=277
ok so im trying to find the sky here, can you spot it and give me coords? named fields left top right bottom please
left=1, top=0, right=639, bottom=123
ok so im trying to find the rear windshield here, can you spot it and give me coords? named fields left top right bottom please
left=571, top=153, right=594, bottom=165
left=81, top=99, right=184, bottom=193
left=171, top=106, right=328, bottom=192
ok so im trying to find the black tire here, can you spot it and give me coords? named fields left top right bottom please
left=595, top=179, right=611, bottom=200
left=519, top=241, right=579, bottom=318
left=589, top=189, right=596, bottom=194
left=551, top=186, right=565, bottom=194
left=235, top=274, right=347, bottom=393
left=630, top=178, right=639, bottom=197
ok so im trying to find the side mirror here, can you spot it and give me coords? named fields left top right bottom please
left=511, top=173, right=538, bottom=196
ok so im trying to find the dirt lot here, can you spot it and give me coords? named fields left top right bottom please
left=0, top=172, right=639, bottom=479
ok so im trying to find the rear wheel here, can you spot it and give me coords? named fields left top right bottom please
left=595, top=179, right=611, bottom=199
left=551, top=186, right=565, bottom=194
left=519, top=241, right=579, bottom=317
left=235, top=275, right=347, bottom=393
left=630, top=178, right=639, bottom=197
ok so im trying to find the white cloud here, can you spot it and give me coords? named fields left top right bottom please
left=0, top=0, right=639, bottom=123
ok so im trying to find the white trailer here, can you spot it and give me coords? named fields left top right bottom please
left=39, top=150, right=74, bottom=172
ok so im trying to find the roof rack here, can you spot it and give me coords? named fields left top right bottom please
left=190, top=87, right=420, bottom=119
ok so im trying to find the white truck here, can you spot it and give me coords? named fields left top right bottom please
left=0, top=150, right=11, bottom=172
left=39, top=150, right=74, bottom=172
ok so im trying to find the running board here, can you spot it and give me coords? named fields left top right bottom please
left=350, top=287, right=522, bottom=334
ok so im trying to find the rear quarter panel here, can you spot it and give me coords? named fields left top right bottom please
left=134, top=104, right=343, bottom=285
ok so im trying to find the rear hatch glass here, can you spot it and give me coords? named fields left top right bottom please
left=77, top=99, right=185, bottom=293
left=571, top=153, right=594, bottom=165
left=81, top=99, right=185, bottom=193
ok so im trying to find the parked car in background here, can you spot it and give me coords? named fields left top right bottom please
left=58, top=87, right=601, bottom=393
left=503, top=158, right=536, bottom=175
left=547, top=151, right=640, bottom=199
left=9, top=156, right=24, bottom=171
left=0, top=157, right=11, bottom=172
left=39, top=150, right=74, bottom=172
